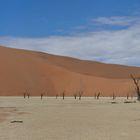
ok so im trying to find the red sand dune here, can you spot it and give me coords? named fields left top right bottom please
left=0, top=45, right=139, bottom=96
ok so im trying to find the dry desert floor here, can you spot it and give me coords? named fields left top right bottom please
left=0, top=97, right=140, bottom=140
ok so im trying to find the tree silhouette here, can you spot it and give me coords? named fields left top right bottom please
left=131, top=74, right=140, bottom=101
left=78, top=91, right=83, bottom=100
left=73, top=93, right=77, bottom=99
left=62, top=91, right=65, bottom=100
left=126, top=93, right=129, bottom=100
left=23, top=92, right=26, bottom=99
left=56, top=94, right=58, bottom=99
left=97, top=92, right=100, bottom=100
left=41, top=93, right=43, bottom=100
left=112, top=93, right=116, bottom=100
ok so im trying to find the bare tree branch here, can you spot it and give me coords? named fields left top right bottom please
left=130, top=74, right=140, bottom=101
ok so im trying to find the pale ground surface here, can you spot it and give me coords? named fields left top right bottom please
left=0, top=97, right=140, bottom=140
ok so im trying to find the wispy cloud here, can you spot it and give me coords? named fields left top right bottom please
left=92, top=16, right=140, bottom=26
left=1, top=16, right=140, bottom=66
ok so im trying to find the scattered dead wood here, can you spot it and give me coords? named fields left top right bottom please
left=111, top=101, right=117, bottom=104
left=124, top=100, right=136, bottom=104
left=10, top=120, right=23, bottom=123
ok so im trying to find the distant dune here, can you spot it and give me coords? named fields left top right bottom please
left=0, top=45, right=139, bottom=96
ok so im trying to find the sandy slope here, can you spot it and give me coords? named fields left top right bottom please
left=0, top=112, right=8, bottom=122
left=0, top=97, right=140, bottom=140
left=0, top=45, right=139, bottom=96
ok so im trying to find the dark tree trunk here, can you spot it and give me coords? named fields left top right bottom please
left=131, top=74, right=140, bottom=101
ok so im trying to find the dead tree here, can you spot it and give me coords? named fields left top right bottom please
left=23, top=93, right=26, bottom=99
left=62, top=91, right=65, bottom=100
left=56, top=94, right=58, bottom=99
left=41, top=93, right=43, bottom=100
left=97, top=92, right=100, bottom=100
left=112, top=93, right=116, bottom=100
left=73, top=93, right=77, bottom=99
left=126, top=93, right=129, bottom=100
left=79, top=91, right=83, bottom=100
left=131, top=74, right=140, bottom=101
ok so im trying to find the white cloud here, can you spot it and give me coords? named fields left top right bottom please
left=92, top=16, right=140, bottom=26
left=1, top=17, right=140, bottom=66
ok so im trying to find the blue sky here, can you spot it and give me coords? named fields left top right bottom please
left=0, top=0, right=140, bottom=66
left=0, top=0, right=139, bottom=37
